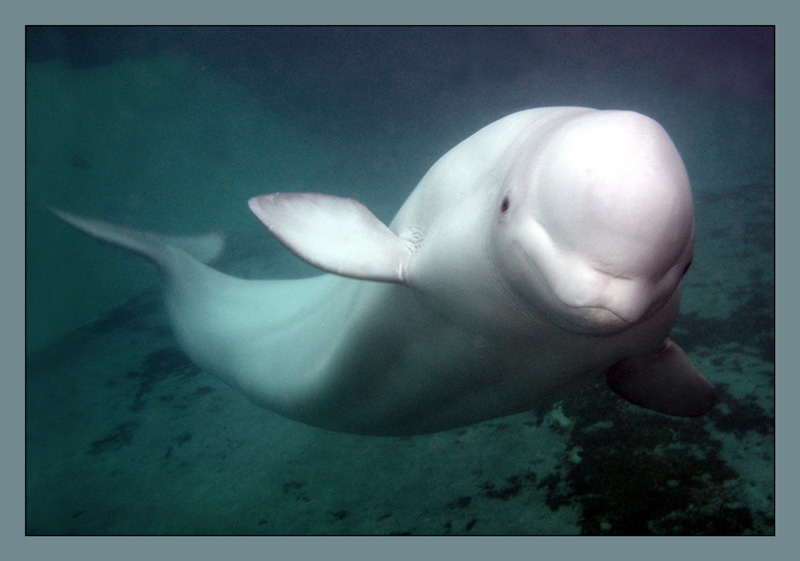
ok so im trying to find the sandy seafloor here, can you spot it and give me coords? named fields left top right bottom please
left=25, top=27, right=774, bottom=535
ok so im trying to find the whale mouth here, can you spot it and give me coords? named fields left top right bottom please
left=552, top=300, right=638, bottom=335
left=559, top=305, right=632, bottom=332
left=513, top=242, right=641, bottom=334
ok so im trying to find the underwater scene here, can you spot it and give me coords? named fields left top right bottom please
left=25, top=26, right=774, bottom=535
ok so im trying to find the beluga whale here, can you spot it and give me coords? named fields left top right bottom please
left=53, top=107, right=714, bottom=436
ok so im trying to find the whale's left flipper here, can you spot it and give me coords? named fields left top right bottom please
left=606, top=339, right=715, bottom=417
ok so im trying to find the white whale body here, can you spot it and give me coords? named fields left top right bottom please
left=53, top=107, right=714, bottom=435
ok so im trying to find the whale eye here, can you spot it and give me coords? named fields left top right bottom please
left=500, top=196, right=510, bottom=213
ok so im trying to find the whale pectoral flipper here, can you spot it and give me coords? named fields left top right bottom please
left=605, top=339, right=715, bottom=417
left=249, top=193, right=414, bottom=284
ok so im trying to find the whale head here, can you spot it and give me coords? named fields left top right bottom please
left=491, top=110, right=695, bottom=335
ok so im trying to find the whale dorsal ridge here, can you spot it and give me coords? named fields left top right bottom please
left=249, top=193, right=414, bottom=284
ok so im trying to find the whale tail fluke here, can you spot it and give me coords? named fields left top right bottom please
left=51, top=208, right=225, bottom=268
